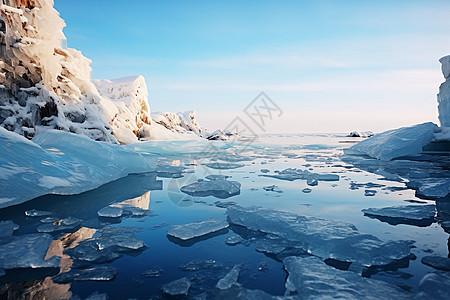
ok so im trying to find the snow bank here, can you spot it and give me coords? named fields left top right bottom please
left=346, top=122, right=438, bottom=161
left=438, top=55, right=450, bottom=127
left=0, top=127, right=156, bottom=208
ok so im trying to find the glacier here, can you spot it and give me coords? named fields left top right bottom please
left=0, top=127, right=156, bottom=208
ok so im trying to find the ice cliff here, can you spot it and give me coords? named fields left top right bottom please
left=0, top=0, right=209, bottom=144
left=438, top=55, right=450, bottom=127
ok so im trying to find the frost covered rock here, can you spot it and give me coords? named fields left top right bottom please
left=167, top=218, right=229, bottom=241
left=0, top=0, right=117, bottom=142
left=162, top=277, right=191, bottom=296
left=227, top=206, right=411, bottom=266
left=149, top=110, right=207, bottom=138
left=346, top=122, right=438, bottom=161
left=0, top=233, right=60, bottom=269
left=362, top=205, right=436, bottom=226
left=216, top=265, right=241, bottom=290
left=283, top=256, right=410, bottom=299
left=0, top=128, right=156, bottom=208
left=180, top=175, right=241, bottom=199
left=93, top=76, right=151, bottom=144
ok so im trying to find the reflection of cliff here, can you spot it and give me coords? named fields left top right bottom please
left=1, top=227, right=96, bottom=299
left=116, top=191, right=151, bottom=210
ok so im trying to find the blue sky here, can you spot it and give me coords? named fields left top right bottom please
left=54, top=0, right=450, bottom=133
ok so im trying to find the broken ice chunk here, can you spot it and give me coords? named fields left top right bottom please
left=204, top=162, right=245, bottom=169
left=261, top=168, right=339, bottom=183
left=142, top=266, right=163, bottom=278
left=416, top=271, right=450, bottom=299
left=255, top=238, right=287, bottom=255
left=364, top=190, right=377, bottom=197
left=407, top=178, right=450, bottom=199
left=226, top=235, right=244, bottom=245
left=25, top=209, right=52, bottom=217
left=0, top=220, right=17, bottom=243
left=362, top=205, right=436, bottom=226
left=283, top=256, right=410, bottom=299
left=53, top=266, right=117, bottom=283
left=262, top=185, right=283, bottom=193
left=40, top=217, right=60, bottom=224
left=97, top=206, right=123, bottom=218
left=302, top=188, right=312, bottom=193
left=214, top=201, right=237, bottom=209
left=37, top=216, right=82, bottom=233
left=307, top=177, right=318, bottom=186
left=0, top=233, right=60, bottom=269
left=167, top=218, right=229, bottom=241
left=180, top=175, right=241, bottom=199
left=227, top=205, right=410, bottom=267
left=216, top=265, right=241, bottom=290
left=421, top=256, right=450, bottom=271
left=179, top=260, right=222, bottom=271
left=162, top=277, right=191, bottom=296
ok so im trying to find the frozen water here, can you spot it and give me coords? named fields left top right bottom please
left=214, top=201, right=237, bottom=208
left=142, top=266, right=163, bottom=278
left=255, top=238, right=288, bottom=255
left=65, top=231, right=145, bottom=267
left=417, top=271, right=450, bottom=300
left=155, top=164, right=188, bottom=178
left=167, top=218, right=229, bottom=241
left=0, top=220, right=17, bottom=243
left=216, top=265, right=241, bottom=290
left=261, top=168, right=339, bottom=182
left=346, top=122, right=438, bottom=161
left=263, top=185, right=283, bottom=193
left=306, top=177, right=318, bottom=186
left=226, top=235, right=244, bottom=245
left=97, top=206, right=123, bottom=218
left=179, top=260, right=222, bottom=271
left=407, top=178, right=450, bottom=199
left=227, top=206, right=411, bottom=266
left=302, top=188, right=312, bottom=193
left=53, top=266, right=117, bottom=283
left=283, top=256, right=410, bottom=299
left=364, top=190, right=377, bottom=196
left=421, top=256, right=450, bottom=271
left=40, top=217, right=60, bottom=224
left=37, top=216, right=82, bottom=233
left=204, top=162, right=245, bottom=169
left=162, top=277, right=191, bottom=296
left=25, top=209, right=52, bottom=217
left=362, top=205, right=436, bottom=226
left=0, top=128, right=156, bottom=208
left=180, top=175, right=241, bottom=199
left=0, top=233, right=60, bottom=269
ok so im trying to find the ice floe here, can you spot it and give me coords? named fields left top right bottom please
left=283, top=256, right=410, bottom=299
left=416, top=271, right=450, bottom=300
left=180, top=175, right=241, bottom=199
left=227, top=206, right=411, bottom=267
left=421, top=256, right=450, bottom=271
left=37, top=216, right=82, bottom=233
left=167, top=218, right=229, bottom=241
left=216, top=265, right=241, bottom=290
left=204, top=162, right=245, bottom=169
left=52, top=266, right=117, bottom=283
left=162, top=277, right=191, bottom=296
left=362, top=205, right=436, bottom=226
left=261, top=168, right=339, bottom=183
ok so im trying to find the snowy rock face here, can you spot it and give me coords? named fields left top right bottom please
left=438, top=55, right=450, bottom=127
left=0, top=0, right=117, bottom=142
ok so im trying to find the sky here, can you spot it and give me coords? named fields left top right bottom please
left=54, top=0, right=450, bottom=134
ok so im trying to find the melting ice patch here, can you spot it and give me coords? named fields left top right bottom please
left=167, top=218, right=229, bottom=241
left=0, top=128, right=156, bottom=208
left=180, top=175, right=241, bottom=199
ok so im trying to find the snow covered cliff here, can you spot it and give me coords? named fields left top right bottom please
left=438, top=55, right=450, bottom=127
left=0, top=0, right=210, bottom=144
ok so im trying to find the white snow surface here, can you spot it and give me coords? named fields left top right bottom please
left=346, top=122, right=438, bottom=161
left=0, top=127, right=156, bottom=208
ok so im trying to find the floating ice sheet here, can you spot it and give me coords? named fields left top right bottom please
left=53, top=266, right=117, bottom=283
left=162, top=277, right=191, bottom=296
left=0, top=233, right=60, bottom=269
left=37, top=216, right=82, bottom=233
left=216, top=265, right=240, bottom=290
left=261, top=168, right=339, bottom=183
left=417, top=271, right=450, bottom=299
left=0, top=128, right=156, bottom=208
left=227, top=206, right=411, bottom=266
left=167, top=218, right=229, bottom=241
left=204, top=162, right=245, bottom=170
left=180, top=175, right=241, bottom=199
left=362, top=205, right=436, bottom=226
left=283, top=256, right=410, bottom=299
left=421, top=256, right=450, bottom=271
